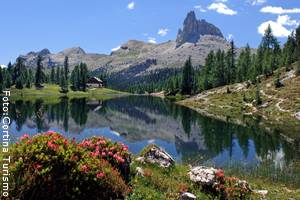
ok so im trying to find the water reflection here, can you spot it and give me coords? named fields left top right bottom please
left=3, top=96, right=300, bottom=171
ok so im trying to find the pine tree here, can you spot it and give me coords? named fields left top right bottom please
left=13, top=57, right=26, bottom=85
left=296, top=61, right=300, bottom=76
left=295, top=25, right=300, bottom=59
left=50, top=67, right=55, bottom=83
left=213, top=50, right=225, bottom=87
left=63, top=56, right=69, bottom=90
left=35, top=55, right=43, bottom=87
left=274, top=70, right=283, bottom=88
left=4, top=69, right=12, bottom=88
left=25, top=69, right=31, bottom=88
left=59, top=67, right=68, bottom=93
left=0, top=68, right=3, bottom=91
left=79, top=63, right=88, bottom=91
left=56, top=66, right=60, bottom=85
left=226, top=40, right=236, bottom=84
left=181, top=57, right=193, bottom=95
left=260, top=24, right=281, bottom=76
left=71, top=65, right=80, bottom=91
left=255, top=84, right=262, bottom=105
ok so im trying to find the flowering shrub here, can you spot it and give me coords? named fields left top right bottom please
left=8, top=131, right=131, bottom=200
left=213, top=169, right=251, bottom=200
left=79, top=136, right=131, bottom=181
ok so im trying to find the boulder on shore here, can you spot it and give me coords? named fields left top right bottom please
left=188, top=166, right=218, bottom=185
left=138, top=144, right=175, bottom=168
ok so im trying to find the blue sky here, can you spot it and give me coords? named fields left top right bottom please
left=1, top=0, right=300, bottom=65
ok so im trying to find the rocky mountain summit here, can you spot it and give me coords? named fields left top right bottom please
left=16, top=11, right=230, bottom=88
left=176, top=11, right=223, bottom=47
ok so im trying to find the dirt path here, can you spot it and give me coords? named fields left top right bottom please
left=260, top=90, right=291, bottom=113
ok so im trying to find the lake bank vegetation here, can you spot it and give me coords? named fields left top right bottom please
left=2, top=132, right=299, bottom=200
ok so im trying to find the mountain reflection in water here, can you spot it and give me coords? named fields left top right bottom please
left=3, top=96, right=300, bottom=171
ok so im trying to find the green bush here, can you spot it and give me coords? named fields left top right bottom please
left=7, top=131, right=131, bottom=200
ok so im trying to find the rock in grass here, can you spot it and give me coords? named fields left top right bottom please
left=136, top=167, right=144, bottom=177
left=188, top=166, right=218, bottom=185
left=180, top=192, right=196, bottom=200
left=140, top=144, right=175, bottom=168
left=253, top=190, right=268, bottom=199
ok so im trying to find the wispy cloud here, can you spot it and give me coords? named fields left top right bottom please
left=127, top=2, right=135, bottom=10
left=260, top=6, right=300, bottom=14
left=250, top=0, right=266, bottom=6
left=148, top=37, right=157, bottom=44
left=258, top=15, right=299, bottom=37
left=194, top=5, right=206, bottom=12
left=111, top=45, right=121, bottom=52
left=158, top=28, right=169, bottom=36
left=207, top=3, right=237, bottom=15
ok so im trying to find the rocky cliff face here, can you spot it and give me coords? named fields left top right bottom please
left=176, top=11, right=223, bottom=47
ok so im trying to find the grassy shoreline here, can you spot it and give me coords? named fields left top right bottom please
left=6, top=84, right=129, bottom=103
left=178, top=68, right=300, bottom=140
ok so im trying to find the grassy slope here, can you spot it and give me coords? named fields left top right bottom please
left=179, top=66, right=300, bottom=140
left=8, top=84, right=129, bottom=103
left=128, top=162, right=300, bottom=200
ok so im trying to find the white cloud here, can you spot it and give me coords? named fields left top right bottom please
left=258, top=15, right=299, bottom=37
left=227, top=34, right=234, bottom=40
left=111, top=46, right=121, bottom=52
left=194, top=5, right=206, bottom=12
left=207, top=3, right=237, bottom=15
left=158, top=28, right=169, bottom=36
left=251, top=0, right=266, bottom=6
left=260, top=6, right=300, bottom=14
left=127, top=2, right=135, bottom=10
left=216, top=0, right=228, bottom=2
left=0, top=64, right=7, bottom=69
left=148, top=37, right=157, bottom=44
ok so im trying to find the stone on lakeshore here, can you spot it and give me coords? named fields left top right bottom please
left=253, top=190, right=268, bottom=199
left=136, top=167, right=144, bottom=177
left=180, top=192, right=196, bottom=200
left=141, top=145, right=175, bottom=168
left=188, top=166, right=218, bottom=185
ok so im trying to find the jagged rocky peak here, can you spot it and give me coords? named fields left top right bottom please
left=176, top=11, right=223, bottom=47
left=60, top=47, right=86, bottom=55
left=26, top=48, right=51, bottom=57
left=39, top=48, right=51, bottom=56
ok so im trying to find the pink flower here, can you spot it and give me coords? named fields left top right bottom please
left=96, top=172, right=105, bottom=178
left=81, top=165, right=89, bottom=173
left=45, top=131, right=57, bottom=136
left=33, top=163, right=43, bottom=170
left=47, top=141, right=58, bottom=150
left=101, top=152, right=106, bottom=157
left=108, top=151, right=113, bottom=156
left=20, top=134, right=30, bottom=141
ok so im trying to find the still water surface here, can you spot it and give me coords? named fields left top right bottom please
left=4, top=96, right=300, bottom=180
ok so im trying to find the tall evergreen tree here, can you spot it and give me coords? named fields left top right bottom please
left=181, top=57, right=193, bottom=95
left=295, top=25, right=300, bottom=59
left=63, top=56, right=69, bottom=90
left=260, top=24, right=281, bottom=76
left=0, top=68, right=3, bottom=91
left=13, top=57, right=26, bottom=85
left=35, top=55, right=44, bottom=87
left=79, top=63, right=88, bottom=91
left=50, top=66, right=55, bottom=83
left=71, top=65, right=80, bottom=91
left=56, top=66, right=60, bottom=85
left=226, top=40, right=236, bottom=84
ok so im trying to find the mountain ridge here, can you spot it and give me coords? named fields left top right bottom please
left=16, top=11, right=233, bottom=88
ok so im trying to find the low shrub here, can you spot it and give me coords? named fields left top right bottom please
left=7, top=131, right=131, bottom=200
